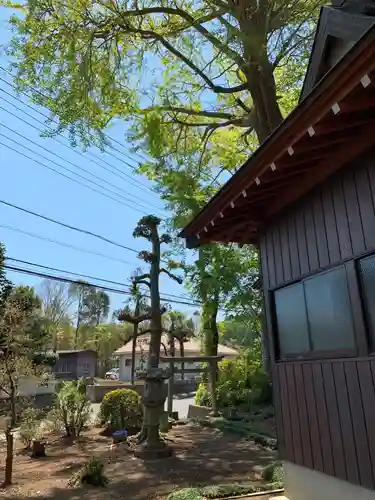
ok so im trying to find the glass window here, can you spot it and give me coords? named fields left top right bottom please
left=275, top=282, right=310, bottom=356
left=359, top=255, right=375, bottom=346
left=304, top=267, right=355, bottom=351
left=274, top=265, right=356, bottom=359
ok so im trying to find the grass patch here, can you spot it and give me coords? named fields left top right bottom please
left=167, top=481, right=283, bottom=500
left=193, top=417, right=277, bottom=450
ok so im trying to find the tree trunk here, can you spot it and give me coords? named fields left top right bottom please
left=246, top=58, right=283, bottom=143
left=131, top=298, right=140, bottom=385
left=179, top=340, right=184, bottom=380
left=3, top=429, right=13, bottom=487
left=148, top=230, right=162, bottom=369
left=131, top=324, right=138, bottom=385
left=234, top=4, right=283, bottom=143
left=167, top=331, right=175, bottom=417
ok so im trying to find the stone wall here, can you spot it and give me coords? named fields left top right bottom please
left=86, top=378, right=199, bottom=403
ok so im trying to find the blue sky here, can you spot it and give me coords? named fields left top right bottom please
left=0, top=9, right=198, bottom=318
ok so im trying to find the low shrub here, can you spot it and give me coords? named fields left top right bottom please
left=167, top=488, right=202, bottom=500
left=53, top=379, right=92, bottom=437
left=195, top=343, right=272, bottom=410
left=100, top=388, right=142, bottom=431
left=69, top=457, right=108, bottom=487
left=19, top=407, right=41, bottom=449
left=167, top=481, right=284, bottom=500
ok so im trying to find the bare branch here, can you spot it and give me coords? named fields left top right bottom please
left=143, top=106, right=234, bottom=119
left=160, top=268, right=183, bottom=284
left=118, top=311, right=152, bottom=324
left=133, top=274, right=151, bottom=288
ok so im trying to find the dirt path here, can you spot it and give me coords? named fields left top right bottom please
left=0, top=424, right=276, bottom=500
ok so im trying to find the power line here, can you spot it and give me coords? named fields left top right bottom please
left=0, top=70, right=147, bottom=172
left=0, top=223, right=140, bottom=266
left=0, top=119, right=165, bottom=215
left=6, top=257, right=200, bottom=306
left=0, top=137, right=151, bottom=215
left=0, top=78, right=158, bottom=197
left=4, top=263, right=201, bottom=308
left=0, top=199, right=143, bottom=256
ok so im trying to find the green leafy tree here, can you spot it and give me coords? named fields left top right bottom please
left=68, top=281, right=93, bottom=347
left=2, top=0, right=321, bottom=372
left=39, top=280, right=74, bottom=350
left=82, top=289, right=110, bottom=326
left=4, top=0, right=322, bottom=146
left=0, top=288, right=50, bottom=487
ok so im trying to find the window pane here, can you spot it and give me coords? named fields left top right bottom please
left=275, top=283, right=310, bottom=356
left=359, top=255, right=375, bottom=345
left=304, top=266, right=355, bottom=351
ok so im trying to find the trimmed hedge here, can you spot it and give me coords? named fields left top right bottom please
left=100, top=388, right=142, bottom=431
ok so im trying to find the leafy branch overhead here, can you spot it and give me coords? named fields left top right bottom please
left=6, top=0, right=324, bottom=156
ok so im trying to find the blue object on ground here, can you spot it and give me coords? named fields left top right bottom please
left=113, top=429, right=128, bottom=439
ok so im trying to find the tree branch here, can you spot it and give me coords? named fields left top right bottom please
left=103, top=3, right=245, bottom=66
left=160, top=268, right=183, bottom=284
left=118, top=311, right=152, bottom=324
left=143, top=106, right=234, bottom=119
left=133, top=274, right=151, bottom=288
left=103, top=20, right=245, bottom=94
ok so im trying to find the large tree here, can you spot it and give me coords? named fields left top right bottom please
left=4, top=0, right=322, bottom=146
left=3, top=0, right=322, bottom=367
left=39, top=280, right=74, bottom=349
left=82, top=289, right=110, bottom=326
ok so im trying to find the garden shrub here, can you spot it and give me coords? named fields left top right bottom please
left=19, top=407, right=41, bottom=449
left=69, top=456, right=108, bottom=487
left=167, top=481, right=284, bottom=500
left=167, top=488, right=203, bottom=500
left=53, top=379, right=92, bottom=437
left=195, top=342, right=272, bottom=410
left=100, top=388, right=142, bottom=431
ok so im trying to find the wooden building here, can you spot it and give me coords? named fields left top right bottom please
left=180, top=2, right=375, bottom=499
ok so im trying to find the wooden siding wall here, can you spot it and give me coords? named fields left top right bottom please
left=277, top=359, right=375, bottom=490
left=261, top=152, right=375, bottom=289
left=259, top=151, right=375, bottom=490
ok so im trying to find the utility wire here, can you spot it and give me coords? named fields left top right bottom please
left=0, top=78, right=158, bottom=196
left=0, top=199, right=143, bottom=256
left=0, top=223, right=140, bottom=267
left=0, top=119, right=165, bottom=215
left=6, top=257, right=200, bottom=306
left=0, top=70, right=146, bottom=171
left=4, top=263, right=201, bottom=308
left=0, top=198, right=170, bottom=264
left=0, top=137, right=152, bottom=215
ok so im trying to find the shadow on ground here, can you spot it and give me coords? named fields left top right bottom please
left=0, top=424, right=276, bottom=500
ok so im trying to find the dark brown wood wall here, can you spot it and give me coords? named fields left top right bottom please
left=276, top=359, right=375, bottom=490
left=259, top=150, right=375, bottom=489
left=260, top=151, right=375, bottom=290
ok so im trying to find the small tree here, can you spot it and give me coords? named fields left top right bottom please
left=132, top=216, right=183, bottom=451
left=116, top=273, right=153, bottom=384
left=0, top=302, right=42, bottom=487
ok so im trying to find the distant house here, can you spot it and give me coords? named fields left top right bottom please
left=53, top=349, right=97, bottom=379
left=114, top=334, right=238, bottom=382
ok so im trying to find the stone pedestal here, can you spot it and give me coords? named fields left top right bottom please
left=134, top=368, right=172, bottom=459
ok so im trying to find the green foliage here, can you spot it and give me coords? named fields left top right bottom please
left=82, top=290, right=110, bottom=326
left=54, top=379, right=92, bottom=437
left=69, top=457, right=108, bottom=488
left=196, top=343, right=271, bottom=409
left=262, top=461, right=284, bottom=483
left=100, top=388, right=142, bottom=431
left=167, top=489, right=202, bottom=500
left=167, top=480, right=284, bottom=500
left=19, top=407, right=41, bottom=449
left=0, top=243, right=12, bottom=316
